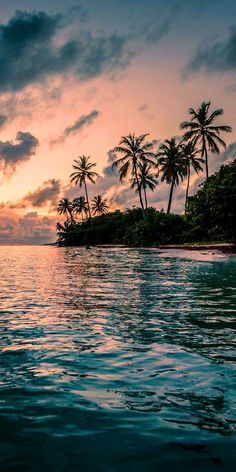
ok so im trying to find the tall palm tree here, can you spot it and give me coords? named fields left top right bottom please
left=73, top=196, right=88, bottom=222
left=180, top=140, right=204, bottom=213
left=91, top=195, right=109, bottom=216
left=112, top=133, right=156, bottom=218
left=157, top=138, right=186, bottom=214
left=130, top=162, right=158, bottom=209
left=180, top=101, right=232, bottom=179
left=70, top=156, right=98, bottom=219
left=57, top=197, right=74, bottom=222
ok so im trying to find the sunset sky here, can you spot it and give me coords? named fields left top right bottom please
left=0, top=0, right=235, bottom=244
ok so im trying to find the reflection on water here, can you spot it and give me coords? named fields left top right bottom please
left=0, top=246, right=236, bottom=471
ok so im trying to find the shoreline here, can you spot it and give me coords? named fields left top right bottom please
left=58, top=243, right=236, bottom=253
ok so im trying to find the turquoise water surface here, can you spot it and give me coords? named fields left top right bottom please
left=0, top=246, right=235, bottom=471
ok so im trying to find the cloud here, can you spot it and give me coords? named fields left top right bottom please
left=0, top=210, right=57, bottom=245
left=2, top=179, right=62, bottom=210
left=64, top=110, right=99, bottom=136
left=0, top=10, right=132, bottom=92
left=0, top=114, right=7, bottom=128
left=141, top=0, right=203, bottom=45
left=51, top=110, right=100, bottom=145
left=103, top=150, right=117, bottom=177
left=186, top=26, right=236, bottom=75
left=0, top=131, right=39, bottom=174
left=220, top=142, right=236, bottom=163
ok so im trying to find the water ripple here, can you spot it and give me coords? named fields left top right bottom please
left=0, top=246, right=236, bottom=471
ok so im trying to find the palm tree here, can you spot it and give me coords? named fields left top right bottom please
left=70, top=156, right=98, bottom=219
left=91, top=195, right=109, bottom=216
left=157, top=138, right=186, bottom=214
left=180, top=140, right=204, bottom=213
left=73, top=196, right=88, bottom=222
left=180, top=101, right=232, bottom=179
left=57, top=197, right=74, bottom=222
left=130, top=162, right=158, bottom=209
left=112, top=133, right=156, bottom=218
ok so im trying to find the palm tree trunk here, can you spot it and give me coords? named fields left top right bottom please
left=185, top=166, right=190, bottom=214
left=203, top=136, right=209, bottom=179
left=167, top=181, right=175, bottom=214
left=134, top=165, right=146, bottom=220
left=84, top=179, right=92, bottom=220
left=144, top=187, right=148, bottom=210
left=205, top=147, right=209, bottom=180
left=69, top=209, right=75, bottom=224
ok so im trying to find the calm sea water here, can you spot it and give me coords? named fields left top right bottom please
left=0, top=246, right=236, bottom=471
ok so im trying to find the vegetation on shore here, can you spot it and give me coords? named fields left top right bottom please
left=56, top=101, right=235, bottom=247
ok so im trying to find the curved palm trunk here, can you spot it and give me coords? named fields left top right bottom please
left=84, top=179, right=92, bottom=220
left=143, top=186, right=148, bottom=210
left=134, top=165, right=146, bottom=220
left=69, top=209, right=75, bottom=224
left=185, top=166, right=190, bottom=214
left=205, top=147, right=209, bottom=180
left=167, top=181, right=175, bottom=214
left=202, top=135, right=209, bottom=180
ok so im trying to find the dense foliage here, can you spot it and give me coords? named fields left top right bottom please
left=186, top=159, right=236, bottom=242
left=57, top=159, right=236, bottom=246
left=57, top=208, right=188, bottom=247
left=56, top=101, right=234, bottom=246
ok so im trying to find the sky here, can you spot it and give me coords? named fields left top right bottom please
left=0, top=0, right=236, bottom=244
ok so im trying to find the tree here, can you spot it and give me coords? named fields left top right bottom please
left=187, top=159, right=236, bottom=242
left=112, top=133, right=156, bottom=219
left=91, top=195, right=109, bottom=216
left=57, top=198, right=74, bottom=222
left=180, top=101, right=232, bottom=179
left=157, top=138, right=186, bottom=213
left=130, top=162, right=158, bottom=209
left=73, top=196, right=88, bottom=222
left=180, top=140, right=204, bottom=213
left=70, top=156, right=98, bottom=219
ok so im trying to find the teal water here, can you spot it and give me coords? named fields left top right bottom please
left=0, top=246, right=236, bottom=471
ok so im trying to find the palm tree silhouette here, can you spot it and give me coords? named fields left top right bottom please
left=91, top=195, right=109, bottom=216
left=180, top=101, right=232, bottom=179
left=73, top=196, right=88, bottom=222
left=70, top=156, right=98, bottom=219
left=157, top=138, right=186, bottom=214
left=180, top=140, right=204, bottom=213
left=130, top=162, right=158, bottom=209
left=57, top=197, right=74, bottom=222
left=112, top=133, right=156, bottom=218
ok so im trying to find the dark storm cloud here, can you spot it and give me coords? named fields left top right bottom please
left=187, top=26, right=236, bottom=75
left=64, top=110, right=99, bottom=136
left=0, top=131, right=39, bottom=172
left=0, top=10, right=131, bottom=92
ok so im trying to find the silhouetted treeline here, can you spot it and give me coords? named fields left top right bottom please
left=56, top=101, right=235, bottom=246
left=57, top=159, right=236, bottom=247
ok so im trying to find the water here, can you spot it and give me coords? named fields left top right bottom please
left=0, top=246, right=236, bottom=471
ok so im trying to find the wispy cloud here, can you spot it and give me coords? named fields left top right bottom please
left=51, top=110, right=100, bottom=145
left=185, top=26, right=236, bottom=77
